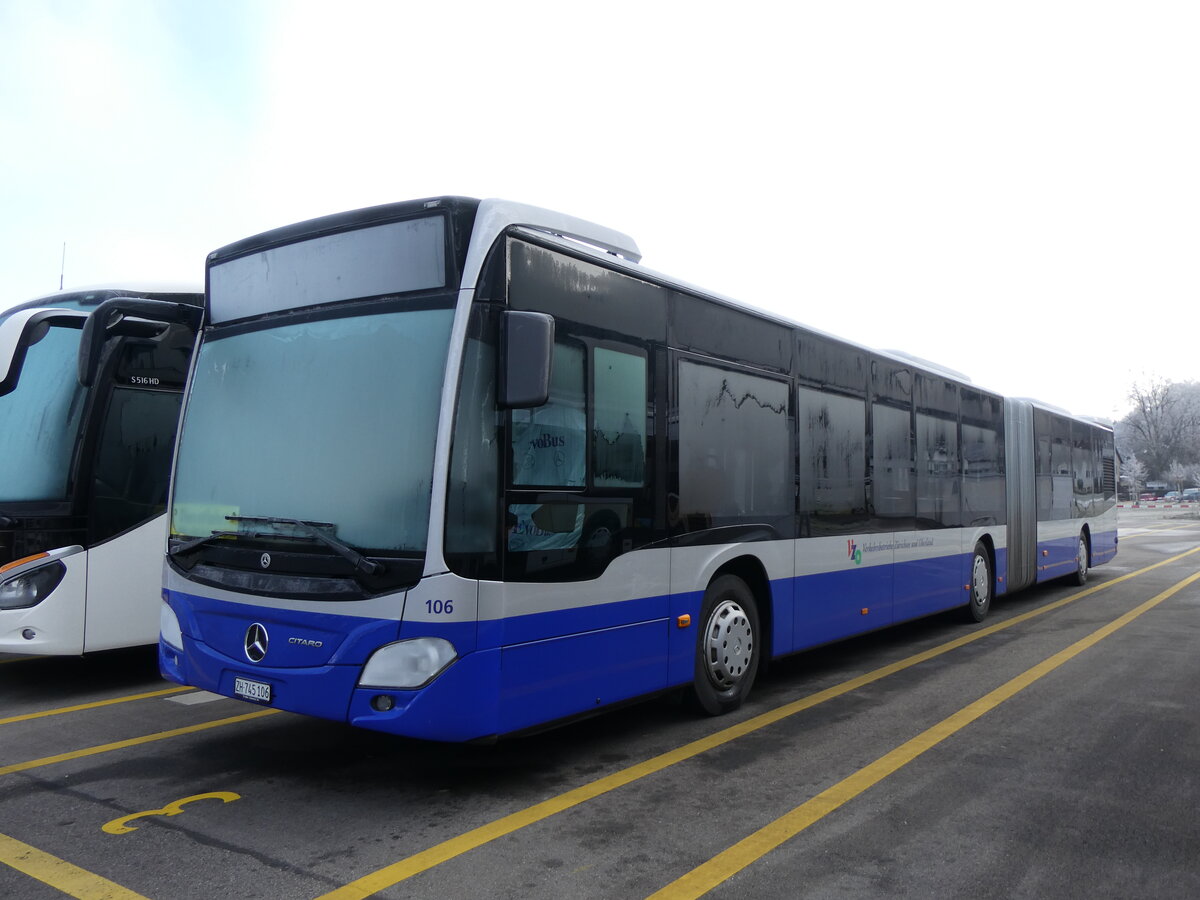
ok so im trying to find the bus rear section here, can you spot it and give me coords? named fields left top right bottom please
left=0, top=288, right=201, bottom=654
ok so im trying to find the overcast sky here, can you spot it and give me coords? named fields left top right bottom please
left=1, top=0, right=1196, bottom=421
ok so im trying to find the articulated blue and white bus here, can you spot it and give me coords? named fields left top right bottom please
left=1, top=286, right=202, bottom=654
left=159, top=197, right=1117, bottom=741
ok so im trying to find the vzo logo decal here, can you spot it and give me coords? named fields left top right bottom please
left=847, top=540, right=863, bottom=565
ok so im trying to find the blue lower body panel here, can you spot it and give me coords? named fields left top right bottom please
left=162, top=538, right=1075, bottom=742
left=1091, top=529, right=1118, bottom=567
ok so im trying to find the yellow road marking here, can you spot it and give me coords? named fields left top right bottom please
left=0, top=831, right=150, bottom=899
left=0, top=656, right=38, bottom=665
left=0, top=687, right=193, bottom=726
left=0, top=709, right=278, bottom=777
left=648, top=570, right=1200, bottom=899
left=103, top=791, right=241, bottom=835
left=314, top=547, right=1200, bottom=900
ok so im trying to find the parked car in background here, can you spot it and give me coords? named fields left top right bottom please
left=1182, top=488, right=1200, bottom=503
left=1139, top=493, right=1158, bottom=501
left=1163, top=491, right=1182, bottom=503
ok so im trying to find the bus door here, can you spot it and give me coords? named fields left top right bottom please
left=78, top=308, right=197, bottom=651
left=488, top=238, right=668, bottom=731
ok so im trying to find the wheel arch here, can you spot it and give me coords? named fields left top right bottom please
left=1078, top=523, right=1092, bottom=565
left=974, top=532, right=997, bottom=588
left=709, top=554, right=774, bottom=664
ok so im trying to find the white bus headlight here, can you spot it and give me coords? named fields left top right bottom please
left=160, top=600, right=185, bottom=652
left=359, top=638, right=457, bottom=689
left=0, top=561, right=66, bottom=610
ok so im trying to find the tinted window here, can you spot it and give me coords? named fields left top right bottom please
left=593, top=347, right=646, bottom=487
left=797, top=387, right=867, bottom=534
left=511, top=341, right=586, bottom=488
left=963, top=389, right=1006, bottom=526
left=915, top=374, right=960, bottom=528
left=113, top=324, right=194, bottom=388
left=678, top=360, right=791, bottom=530
left=915, top=411, right=959, bottom=527
left=1051, top=414, right=1072, bottom=520
left=91, top=388, right=183, bottom=541
left=871, top=403, right=914, bottom=524
left=503, top=336, right=652, bottom=578
left=1034, top=407, right=1054, bottom=520
left=797, top=333, right=866, bottom=394
left=1072, top=426, right=1094, bottom=516
left=507, top=239, right=667, bottom=342
left=673, top=296, right=791, bottom=374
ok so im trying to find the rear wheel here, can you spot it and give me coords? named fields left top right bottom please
left=1070, top=534, right=1090, bottom=586
left=689, top=575, right=760, bottom=716
left=964, top=542, right=993, bottom=623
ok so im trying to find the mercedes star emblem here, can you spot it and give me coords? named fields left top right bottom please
left=244, top=623, right=269, bottom=662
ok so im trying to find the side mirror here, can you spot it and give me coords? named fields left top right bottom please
left=500, top=311, right=554, bottom=409
left=0, top=309, right=87, bottom=397
left=78, top=298, right=203, bottom=387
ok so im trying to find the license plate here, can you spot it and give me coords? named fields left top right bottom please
left=233, top=676, right=272, bottom=704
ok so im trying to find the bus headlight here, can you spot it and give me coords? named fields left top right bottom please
left=359, top=638, right=457, bottom=689
left=0, top=561, right=66, bottom=610
left=160, top=600, right=185, bottom=652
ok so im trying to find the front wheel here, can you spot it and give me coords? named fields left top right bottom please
left=964, top=542, right=993, bottom=623
left=688, top=575, right=760, bottom=716
left=1070, top=534, right=1090, bottom=586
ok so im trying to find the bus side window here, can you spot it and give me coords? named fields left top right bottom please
left=90, top=388, right=183, bottom=542
left=509, top=341, right=586, bottom=554
left=797, top=386, right=867, bottom=535
left=678, top=360, right=791, bottom=530
left=510, top=341, right=586, bottom=488
left=592, top=347, right=645, bottom=488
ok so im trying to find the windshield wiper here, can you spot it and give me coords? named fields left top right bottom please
left=225, top=515, right=383, bottom=576
left=169, top=530, right=244, bottom=556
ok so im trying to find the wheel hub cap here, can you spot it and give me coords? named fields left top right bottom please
left=703, top=600, right=754, bottom=690
left=973, top=556, right=988, bottom=605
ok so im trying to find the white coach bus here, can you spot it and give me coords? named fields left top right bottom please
left=1, top=286, right=201, bottom=654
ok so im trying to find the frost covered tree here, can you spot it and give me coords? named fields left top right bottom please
left=1116, top=379, right=1200, bottom=479
left=1121, top=455, right=1147, bottom=500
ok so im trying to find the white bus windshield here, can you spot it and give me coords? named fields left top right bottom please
left=0, top=324, right=87, bottom=501
left=170, top=307, right=455, bottom=553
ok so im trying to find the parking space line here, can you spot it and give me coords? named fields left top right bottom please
left=313, top=548, right=1200, bottom=900
left=0, top=687, right=193, bottom=727
left=166, top=690, right=226, bottom=706
left=1121, top=522, right=1200, bottom=538
left=0, top=830, right=149, bottom=899
left=646, top=569, right=1200, bottom=900
left=0, top=709, right=279, bottom=777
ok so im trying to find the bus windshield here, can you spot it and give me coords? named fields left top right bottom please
left=170, top=306, right=456, bottom=554
left=0, top=323, right=87, bottom=501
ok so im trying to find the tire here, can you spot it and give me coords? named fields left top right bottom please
left=964, top=542, right=993, bottom=623
left=1070, top=534, right=1089, bottom=586
left=688, top=574, right=760, bottom=716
